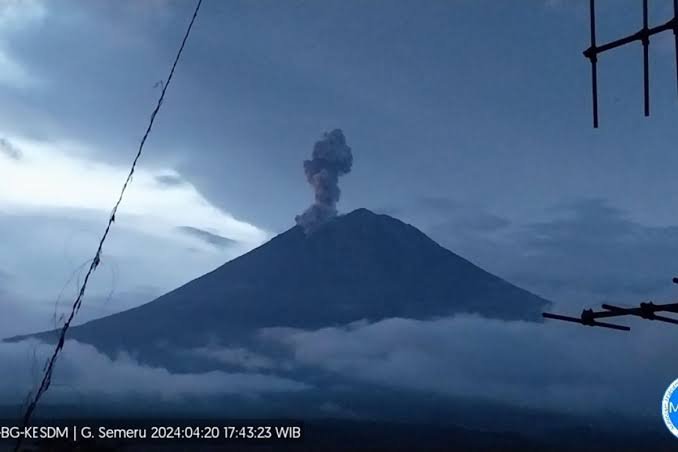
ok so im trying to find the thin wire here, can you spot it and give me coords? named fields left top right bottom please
left=14, top=1, right=203, bottom=450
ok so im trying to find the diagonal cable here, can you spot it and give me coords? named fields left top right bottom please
left=14, top=1, right=203, bottom=450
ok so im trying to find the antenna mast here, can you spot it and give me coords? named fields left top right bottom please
left=584, top=0, right=678, bottom=127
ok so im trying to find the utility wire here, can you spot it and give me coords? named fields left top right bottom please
left=14, top=1, right=203, bottom=450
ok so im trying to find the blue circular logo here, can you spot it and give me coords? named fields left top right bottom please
left=662, top=378, right=678, bottom=438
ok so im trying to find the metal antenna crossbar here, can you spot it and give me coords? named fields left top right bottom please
left=584, top=0, right=678, bottom=127
left=543, top=277, right=678, bottom=331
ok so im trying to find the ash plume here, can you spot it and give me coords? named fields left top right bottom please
left=295, top=129, right=353, bottom=233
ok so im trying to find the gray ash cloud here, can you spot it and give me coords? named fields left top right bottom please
left=295, top=129, right=353, bottom=233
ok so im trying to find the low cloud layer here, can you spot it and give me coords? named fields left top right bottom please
left=263, top=314, right=678, bottom=418
left=3, top=313, right=676, bottom=423
left=186, top=346, right=277, bottom=371
left=0, top=340, right=308, bottom=410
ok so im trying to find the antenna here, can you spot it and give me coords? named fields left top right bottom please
left=583, top=0, right=678, bottom=127
left=543, top=277, right=678, bottom=331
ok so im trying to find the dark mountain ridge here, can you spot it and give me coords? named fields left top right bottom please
left=7, top=208, right=550, bottom=352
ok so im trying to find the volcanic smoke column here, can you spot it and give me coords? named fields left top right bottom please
left=295, top=129, right=353, bottom=233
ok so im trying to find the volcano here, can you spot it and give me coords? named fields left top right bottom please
left=9, top=209, right=550, bottom=352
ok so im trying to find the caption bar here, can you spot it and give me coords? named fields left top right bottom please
left=0, top=420, right=303, bottom=444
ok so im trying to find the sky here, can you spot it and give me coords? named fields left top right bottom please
left=2, top=0, right=678, bottom=338
left=3, top=0, right=678, bottom=431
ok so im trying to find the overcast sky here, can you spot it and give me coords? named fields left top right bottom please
left=3, top=0, right=678, bottom=338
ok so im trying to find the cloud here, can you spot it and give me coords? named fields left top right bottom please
left=0, top=48, right=37, bottom=88
left=410, top=197, right=678, bottom=309
left=418, top=196, right=461, bottom=212
left=0, top=290, right=47, bottom=340
left=0, top=339, right=308, bottom=408
left=0, top=0, right=46, bottom=31
left=186, top=346, right=277, bottom=371
left=4, top=313, right=673, bottom=423
left=0, top=133, right=270, bottom=329
left=508, top=199, right=678, bottom=302
left=0, top=137, right=22, bottom=160
left=154, top=174, right=184, bottom=187
left=176, top=226, right=237, bottom=249
left=0, top=210, right=261, bottom=338
left=0, top=0, right=45, bottom=88
left=401, top=196, right=512, bottom=235
left=431, top=213, right=511, bottom=235
left=0, top=134, right=268, bottom=248
left=263, top=314, right=678, bottom=418
left=318, top=401, right=362, bottom=420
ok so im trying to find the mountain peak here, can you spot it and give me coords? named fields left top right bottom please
left=9, top=208, right=551, bottom=353
left=344, top=207, right=379, bottom=218
left=339, top=208, right=405, bottom=229
left=297, top=208, right=389, bottom=235
left=305, top=208, right=426, bottom=242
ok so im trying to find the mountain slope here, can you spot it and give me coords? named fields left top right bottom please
left=8, top=209, right=550, bottom=351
